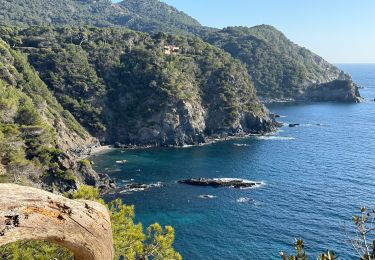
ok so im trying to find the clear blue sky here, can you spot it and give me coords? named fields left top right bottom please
left=115, top=0, right=375, bottom=63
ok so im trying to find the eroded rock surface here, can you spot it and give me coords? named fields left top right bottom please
left=0, top=184, right=113, bottom=260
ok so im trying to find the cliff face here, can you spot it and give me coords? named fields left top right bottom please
left=204, top=26, right=361, bottom=102
left=0, top=39, right=103, bottom=191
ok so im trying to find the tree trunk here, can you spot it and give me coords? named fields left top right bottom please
left=0, top=184, right=113, bottom=260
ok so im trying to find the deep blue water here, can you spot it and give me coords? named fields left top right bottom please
left=93, top=64, right=375, bottom=259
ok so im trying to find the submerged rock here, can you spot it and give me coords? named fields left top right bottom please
left=178, top=178, right=262, bottom=189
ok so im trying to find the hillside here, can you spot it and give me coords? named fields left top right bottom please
left=0, top=38, right=107, bottom=191
left=0, top=26, right=276, bottom=146
left=0, top=0, right=205, bottom=35
left=203, top=26, right=361, bottom=101
left=0, top=0, right=361, bottom=102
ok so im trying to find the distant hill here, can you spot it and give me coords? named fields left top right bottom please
left=115, top=0, right=205, bottom=35
left=0, top=0, right=205, bottom=35
left=203, top=26, right=360, bottom=101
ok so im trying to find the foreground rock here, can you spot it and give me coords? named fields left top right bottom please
left=178, top=178, right=262, bottom=189
left=0, top=184, right=113, bottom=260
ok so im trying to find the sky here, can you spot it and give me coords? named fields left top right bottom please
left=114, top=0, right=375, bottom=63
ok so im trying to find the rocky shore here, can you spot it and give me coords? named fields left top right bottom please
left=260, top=80, right=362, bottom=104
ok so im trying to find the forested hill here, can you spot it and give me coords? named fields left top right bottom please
left=0, top=26, right=276, bottom=147
left=203, top=26, right=361, bottom=101
left=0, top=0, right=205, bottom=35
left=116, top=0, right=206, bottom=35
left=0, top=0, right=360, bottom=102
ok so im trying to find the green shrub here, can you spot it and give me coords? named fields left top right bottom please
left=68, top=186, right=182, bottom=259
left=15, top=102, right=42, bottom=126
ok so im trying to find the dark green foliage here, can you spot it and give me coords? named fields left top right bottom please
left=0, top=241, right=73, bottom=260
left=0, top=26, right=265, bottom=145
left=0, top=0, right=206, bottom=35
left=69, top=186, right=182, bottom=259
left=0, top=39, right=89, bottom=186
left=28, top=41, right=107, bottom=135
left=204, top=26, right=349, bottom=99
left=15, top=101, right=42, bottom=125
left=116, top=0, right=206, bottom=35
left=1, top=186, right=181, bottom=260
left=0, top=0, right=353, bottom=102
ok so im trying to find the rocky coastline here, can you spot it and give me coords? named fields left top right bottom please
left=261, top=80, right=362, bottom=104
left=110, top=119, right=282, bottom=150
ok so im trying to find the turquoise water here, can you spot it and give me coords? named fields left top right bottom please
left=93, top=64, right=375, bottom=259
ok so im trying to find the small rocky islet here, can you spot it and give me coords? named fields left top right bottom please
left=178, top=178, right=263, bottom=189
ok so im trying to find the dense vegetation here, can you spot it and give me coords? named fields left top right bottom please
left=0, top=26, right=270, bottom=146
left=0, top=0, right=360, bottom=102
left=0, top=185, right=181, bottom=260
left=203, top=26, right=352, bottom=100
left=0, top=38, right=96, bottom=190
left=0, top=0, right=205, bottom=36
left=0, top=1, right=366, bottom=259
left=116, top=0, right=206, bottom=35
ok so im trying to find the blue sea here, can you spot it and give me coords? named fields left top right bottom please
left=92, top=64, right=375, bottom=259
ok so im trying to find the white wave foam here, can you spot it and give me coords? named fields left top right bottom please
left=212, top=178, right=252, bottom=183
left=116, top=160, right=128, bottom=164
left=256, top=136, right=296, bottom=141
left=120, top=187, right=146, bottom=193
left=233, top=143, right=250, bottom=147
left=198, top=195, right=217, bottom=199
left=210, top=178, right=264, bottom=189
left=119, top=182, right=163, bottom=194
left=236, top=197, right=254, bottom=203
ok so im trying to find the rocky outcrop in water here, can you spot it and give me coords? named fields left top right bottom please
left=300, top=80, right=362, bottom=102
left=178, top=178, right=262, bottom=189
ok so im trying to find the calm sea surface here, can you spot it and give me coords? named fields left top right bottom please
left=93, top=64, right=375, bottom=259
